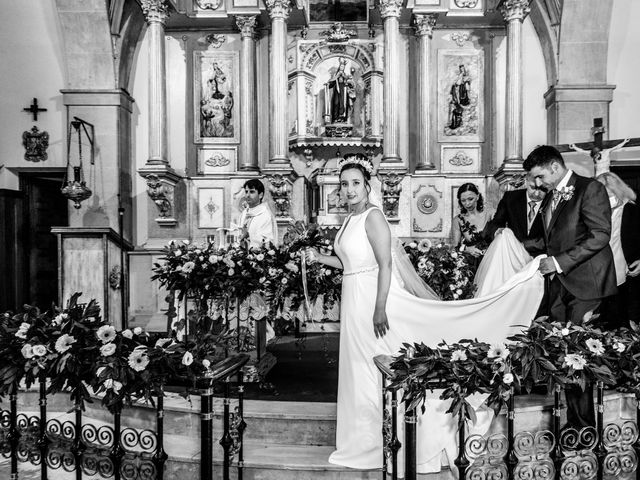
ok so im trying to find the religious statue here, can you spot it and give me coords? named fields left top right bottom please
left=569, top=138, right=630, bottom=177
left=448, top=64, right=471, bottom=130
left=324, top=58, right=356, bottom=125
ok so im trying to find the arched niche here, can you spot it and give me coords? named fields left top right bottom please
left=288, top=40, right=383, bottom=144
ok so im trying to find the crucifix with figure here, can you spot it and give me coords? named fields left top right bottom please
left=557, top=118, right=638, bottom=177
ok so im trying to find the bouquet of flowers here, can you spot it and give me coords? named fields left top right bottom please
left=403, top=240, right=477, bottom=300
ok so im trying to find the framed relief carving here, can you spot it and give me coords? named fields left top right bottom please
left=197, top=147, right=237, bottom=174
left=194, top=51, right=240, bottom=144
left=441, top=145, right=481, bottom=173
left=438, top=49, right=484, bottom=143
left=197, top=187, right=225, bottom=229
left=410, top=178, right=446, bottom=237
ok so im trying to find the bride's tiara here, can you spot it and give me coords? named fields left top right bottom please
left=337, top=154, right=374, bottom=175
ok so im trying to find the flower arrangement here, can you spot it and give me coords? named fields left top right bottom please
left=0, top=294, right=219, bottom=413
left=151, top=225, right=479, bottom=334
left=389, top=316, right=638, bottom=423
left=403, top=240, right=477, bottom=300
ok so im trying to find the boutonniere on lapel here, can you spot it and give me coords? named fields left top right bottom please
left=554, top=185, right=575, bottom=202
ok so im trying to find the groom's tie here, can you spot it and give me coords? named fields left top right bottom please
left=528, top=201, right=537, bottom=222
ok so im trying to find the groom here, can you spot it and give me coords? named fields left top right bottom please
left=523, top=145, right=617, bottom=429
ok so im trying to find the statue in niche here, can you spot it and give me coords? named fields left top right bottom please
left=448, top=64, right=471, bottom=130
left=324, top=58, right=356, bottom=125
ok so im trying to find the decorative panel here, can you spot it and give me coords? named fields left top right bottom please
left=197, top=147, right=237, bottom=174
left=410, top=177, right=446, bottom=237
left=441, top=144, right=481, bottom=173
left=194, top=51, right=240, bottom=144
left=197, top=187, right=225, bottom=228
left=438, top=48, right=484, bottom=143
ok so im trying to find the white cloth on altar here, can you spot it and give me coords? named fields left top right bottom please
left=240, top=203, right=277, bottom=249
left=328, top=208, right=544, bottom=474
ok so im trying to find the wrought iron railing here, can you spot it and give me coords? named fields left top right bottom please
left=375, top=356, right=640, bottom=480
left=0, top=354, right=249, bottom=480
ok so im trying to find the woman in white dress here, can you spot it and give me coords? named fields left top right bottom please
left=306, top=154, right=544, bottom=473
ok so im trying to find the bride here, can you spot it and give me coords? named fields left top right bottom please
left=306, top=153, right=544, bottom=474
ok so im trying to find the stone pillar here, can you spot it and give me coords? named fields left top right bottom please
left=544, top=85, right=616, bottom=145
left=236, top=15, right=259, bottom=171
left=500, top=0, right=530, bottom=166
left=62, top=90, right=135, bottom=238
left=379, top=0, right=403, bottom=166
left=413, top=14, right=437, bottom=171
left=266, top=0, right=291, bottom=165
left=139, top=0, right=181, bottom=227
left=141, top=0, right=169, bottom=165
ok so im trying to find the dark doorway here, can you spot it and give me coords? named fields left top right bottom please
left=20, top=172, right=69, bottom=311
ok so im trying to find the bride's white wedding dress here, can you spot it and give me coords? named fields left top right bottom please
left=328, top=206, right=544, bottom=473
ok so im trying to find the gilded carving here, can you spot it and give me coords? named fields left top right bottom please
left=416, top=194, right=438, bottom=215
left=205, top=153, right=231, bottom=168
left=379, top=172, right=404, bottom=218
left=499, top=0, right=531, bottom=22
left=378, top=0, right=403, bottom=18
left=454, top=0, right=479, bottom=7
left=141, top=0, right=169, bottom=23
left=22, top=126, right=49, bottom=162
left=320, top=23, right=357, bottom=42
left=205, top=34, right=226, bottom=48
left=195, top=0, right=222, bottom=9
left=413, top=14, right=437, bottom=38
left=428, top=219, right=443, bottom=232
left=235, top=15, right=257, bottom=38
left=145, top=174, right=174, bottom=219
left=109, top=266, right=122, bottom=290
left=449, top=151, right=473, bottom=166
left=265, top=0, right=292, bottom=20
left=266, top=174, right=292, bottom=217
left=450, top=31, right=470, bottom=47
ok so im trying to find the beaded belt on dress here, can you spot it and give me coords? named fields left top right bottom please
left=342, top=266, right=379, bottom=277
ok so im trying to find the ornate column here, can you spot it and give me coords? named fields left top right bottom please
left=379, top=0, right=403, bottom=166
left=138, top=0, right=180, bottom=227
left=266, top=0, right=291, bottom=165
left=500, top=0, right=530, bottom=166
left=413, top=14, right=437, bottom=171
left=236, top=15, right=259, bottom=171
left=142, top=0, right=169, bottom=166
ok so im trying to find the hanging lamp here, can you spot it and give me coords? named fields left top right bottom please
left=61, top=117, right=94, bottom=209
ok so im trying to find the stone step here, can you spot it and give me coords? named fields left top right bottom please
left=165, top=443, right=456, bottom=480
left=15, top=390, right=636, bottom=450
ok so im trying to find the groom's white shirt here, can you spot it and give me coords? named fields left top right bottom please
left=550, top=169, right=574, bottom=273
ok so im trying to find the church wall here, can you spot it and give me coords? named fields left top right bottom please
left=607, top=0, right=640, bottom=140
left=0, top=1, right=67, bottom=190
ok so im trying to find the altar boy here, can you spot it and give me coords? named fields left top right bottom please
left=239, top=179, right=278, bottom=248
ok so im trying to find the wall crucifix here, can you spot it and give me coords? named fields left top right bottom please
left=22, top=98, right=47, bottom=121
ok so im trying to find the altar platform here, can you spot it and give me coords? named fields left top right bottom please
left=4, top=333, right=637, bottom=480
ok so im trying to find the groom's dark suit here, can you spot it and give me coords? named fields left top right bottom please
left=539, top=173, right=616, bottom=311
left=483, top=189, right=545, bottom=256
left=536, top=172, right=617, bottom=429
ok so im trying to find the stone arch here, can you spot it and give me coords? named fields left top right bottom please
left=54, top=0, right=116, bottom=89
left=529, top=0, right=559, bottom=86
left=556, top=0, right=614, bottom=85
